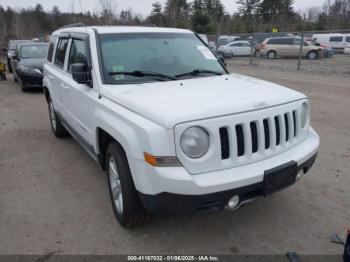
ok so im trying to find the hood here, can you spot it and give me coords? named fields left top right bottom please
left=19, top=58, right=46, bottom=70
left=101, top=73, right=306, bottom=129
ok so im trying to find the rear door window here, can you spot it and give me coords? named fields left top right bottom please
left=54, top=38, right=69, bottom=68
left=47, top=36, right=57, bottom=63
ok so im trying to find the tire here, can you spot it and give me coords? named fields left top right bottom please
left=48, top=98, right=69, bottom=138
left=19, top=78, right=27, bottom=92
left=267, top=51, right=277, bottom=59
left=307, top=51, right=317, bottom=60
left=106, top=142, right=151, bottom=228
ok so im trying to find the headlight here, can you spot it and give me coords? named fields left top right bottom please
left=19, top=65, right=41, bottom=74
left=180, top=126, right=210, bottom=158
left=300, top=102, right=309, bottom=128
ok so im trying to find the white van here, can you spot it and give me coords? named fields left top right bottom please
left=312, top=33, right=350, bottom=52
left=218, top=35, right=241, bottom=46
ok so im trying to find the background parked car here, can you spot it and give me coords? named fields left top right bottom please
left=312, top=33, right=350, bottom=53
left=306, top=40, right=334, bottom=58
left=259, top=37, right=323, bottom=59
left=2, top=40, right=31, bottom=73
left=217, top=35, right=241, bottom=47
left=218, top=40, right=254, bottom=58
left=11, top=42, right=49, bottom=91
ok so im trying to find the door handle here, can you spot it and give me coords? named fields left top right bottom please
left=60, top=83, right=70, bottom=91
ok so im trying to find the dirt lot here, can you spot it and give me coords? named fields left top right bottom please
left=0, top=58, right=349, bottom=256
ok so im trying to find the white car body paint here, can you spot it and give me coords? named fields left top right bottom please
left=44, top=26, right=319, bottom=201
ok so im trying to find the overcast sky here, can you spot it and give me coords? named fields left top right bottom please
left=1, top=0, right=322, bottom=17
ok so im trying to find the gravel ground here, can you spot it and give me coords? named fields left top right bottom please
left=0, top=61, right=349, bottom=256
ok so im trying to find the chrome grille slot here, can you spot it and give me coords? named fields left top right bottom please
left=284, top=113, right=289, bottom=141
left=263, top=119, right=270, bottom=149
left=219, top=127, right=230, bottom=159
left=235, top=125, right=245, bottom=157
left=250, top=122, right=258, bottom=153
left=293, top=110, right=297, bottom=137
left=274, top=116, right=281, bottom=146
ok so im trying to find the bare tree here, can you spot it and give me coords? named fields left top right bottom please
left=99, top=0, right=117, bottom=25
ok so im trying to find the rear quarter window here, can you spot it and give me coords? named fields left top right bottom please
left=47, top=36, right=57, bottom=63
left=330, top=36, right=343, bottom=42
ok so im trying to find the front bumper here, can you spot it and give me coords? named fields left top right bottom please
left=18, top=72, right=43, bottom=88
left=139, top=153, right=317, bottom=214
left=131, top=127, right=319, bottom=213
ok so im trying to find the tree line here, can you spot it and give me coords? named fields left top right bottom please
left=1, top=0, right=350, bottom=46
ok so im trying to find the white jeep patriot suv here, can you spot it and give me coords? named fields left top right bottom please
left=43, top=25, right=319, bottom=228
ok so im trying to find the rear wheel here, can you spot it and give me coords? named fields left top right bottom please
left=107, top=142, right=151, bottom=228
left=267, top=51, right=277, bottom=59
left=307, top=51, right=317, bottom=60
left=48, top=99, right=69, bottom=138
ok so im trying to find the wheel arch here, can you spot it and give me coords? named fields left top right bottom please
left=43, top=86, right=50, bottom=103
left=96, top=127, right=132, bottom=171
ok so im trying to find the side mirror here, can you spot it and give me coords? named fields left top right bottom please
left=72, top=63, right=91, bottom=86
left=2, top=47, right=8, bottom=52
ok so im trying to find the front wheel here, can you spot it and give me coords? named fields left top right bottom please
left=307, top=51, right=318, bottom=60
left=267, top=51, right=277, bottom=59
left=107, top=142, right=151, bottom=228
left=48, top=99, right=69, bottom=138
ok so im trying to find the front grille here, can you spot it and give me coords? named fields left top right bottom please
left=219, top=109, right=303, bottom=160
left=175, top=100, right=309, bottom=175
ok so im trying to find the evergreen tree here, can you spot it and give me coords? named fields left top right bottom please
left=148, top=2, right=165, bottom=26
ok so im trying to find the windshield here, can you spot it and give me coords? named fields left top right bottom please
left=99, top=33, right=225, bottom=84
left=20, top=44, right=49, bottom=59
left=9, top=40, right=30, bottom=50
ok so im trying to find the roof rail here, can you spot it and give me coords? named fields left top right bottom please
left=59, top=23, right=86, bottom=29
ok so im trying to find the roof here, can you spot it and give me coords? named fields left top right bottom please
left=19, top=42, right=49, bottom=47
left=53, top=26, right=193, bottom=35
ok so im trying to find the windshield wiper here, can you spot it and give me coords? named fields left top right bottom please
left=175, top=69, right=223, bottom=78
left=109, top=70, right=176, bottom=81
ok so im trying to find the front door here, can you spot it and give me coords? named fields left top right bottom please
left=61, top=36, right=98, bottom=149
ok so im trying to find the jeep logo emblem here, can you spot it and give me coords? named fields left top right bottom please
left=254, top=101, right=268, bottom=108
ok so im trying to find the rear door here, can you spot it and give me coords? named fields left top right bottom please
left=240, top=42, right=252, bottom=55
left=60, top=34, right=98, bottom=149
left=229, top=42, right=240, bottom=55
left=49, top=36, right=70, bottom=117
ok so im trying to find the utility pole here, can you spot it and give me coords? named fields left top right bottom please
left=297, top=15, right=306, bottom=71
left=249, top=13, right=256, bottom=67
